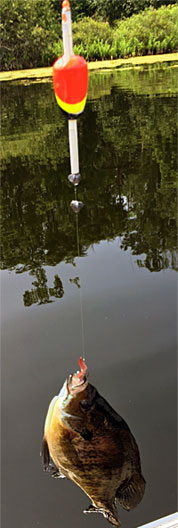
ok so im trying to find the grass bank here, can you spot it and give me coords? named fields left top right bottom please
left=0, top=53, right=177, bottom=82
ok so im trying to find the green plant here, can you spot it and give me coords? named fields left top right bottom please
left=0, top=0, right=60, bottom=70
left=1, top=2, right=177, bottom=70
left=114, top=5, right=178, bottom=58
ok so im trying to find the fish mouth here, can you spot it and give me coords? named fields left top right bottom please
left=67, top=357, right=88, bottom=395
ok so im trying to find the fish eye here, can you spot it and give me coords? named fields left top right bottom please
left=80, top=399, right=92, bottom=411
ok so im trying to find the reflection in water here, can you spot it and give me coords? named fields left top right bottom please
left=1, top=67, right=177, bottom=306
left=69, top=276, right=80, bottom=288
left=68, top=173, right=81, bottom=185
left=23, top=269, right=64, bottom=306
left=70, top=199, right=84, bottom=213
left=41, top=358, right=145, bottom=526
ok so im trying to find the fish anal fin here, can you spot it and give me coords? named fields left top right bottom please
left=40, top=437, right=50, bottom=471
left=83, top=504, right=121, bottom=527
left=116, top=473, right=146, bottom=511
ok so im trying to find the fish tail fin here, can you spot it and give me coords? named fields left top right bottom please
left=83, top=502, right=121, bottom=526
left=116, top=472, right=146, bottom=511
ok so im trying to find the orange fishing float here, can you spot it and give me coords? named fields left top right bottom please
left=53, top=54, right=88, bottom=118
left=52, top=1, right=88, bottom=187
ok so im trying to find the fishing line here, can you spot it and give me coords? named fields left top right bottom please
left=52, top=1, right=88, bottom=362
left=74, top=189, right=86, bottom=361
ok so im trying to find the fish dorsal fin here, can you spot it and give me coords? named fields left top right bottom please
left=116, top=472, right=146, bottom=511
left=41, top=437, right=50, bottom=471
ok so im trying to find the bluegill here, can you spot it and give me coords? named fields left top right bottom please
left=41, top=358, right=145, bottom=526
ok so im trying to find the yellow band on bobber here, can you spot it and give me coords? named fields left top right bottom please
left=55, top=94, right=87, bottom=116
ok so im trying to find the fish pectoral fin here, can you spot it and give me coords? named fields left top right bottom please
left=116, top=472, right=146, bottom=511
left=40, top=437, right=50, bottom=471
left=41, top=438, right=66, bottom=479
left=48, top=461, right=66, bottom=479
left=83, top=504, right=121, bottom=527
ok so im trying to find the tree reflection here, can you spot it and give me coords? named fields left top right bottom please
left=69, top=277, right=81, bottom=288
left=1, top=67, right=177, bottom=306
left=23, top=270, right=64, bottom=306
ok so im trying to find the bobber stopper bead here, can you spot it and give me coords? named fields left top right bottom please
left=70, top=200, right=84, bottom=213
left=68, top=174, right=81, bottom=186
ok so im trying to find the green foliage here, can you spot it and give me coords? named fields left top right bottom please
left=0, top=0, right=60, bottom=70
left=92, top=0, right=177, bottom=24
left=73, top=5, right=178, bottom=61
left=72, top=18, right=113, bottom=46
left=70, top=0, right=177, bottom=24
left=1, top=1, right=178, bottom=70
left=114, top=5, right=178, bottom=57
left=72, top=5, right=178, bottom=60
left=72, top=17, right=113, bottom=60
left=67, top=0, right=95, bottom=20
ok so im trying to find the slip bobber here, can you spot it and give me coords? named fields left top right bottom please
left=52, top=0, right=88, bottom=186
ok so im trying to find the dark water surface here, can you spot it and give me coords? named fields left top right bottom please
left=1, top=66, right=177, bottom=528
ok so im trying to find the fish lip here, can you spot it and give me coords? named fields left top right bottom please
left=67, top=374, right=88, bottom=394
left=67, top=358, right=88, bottom=395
